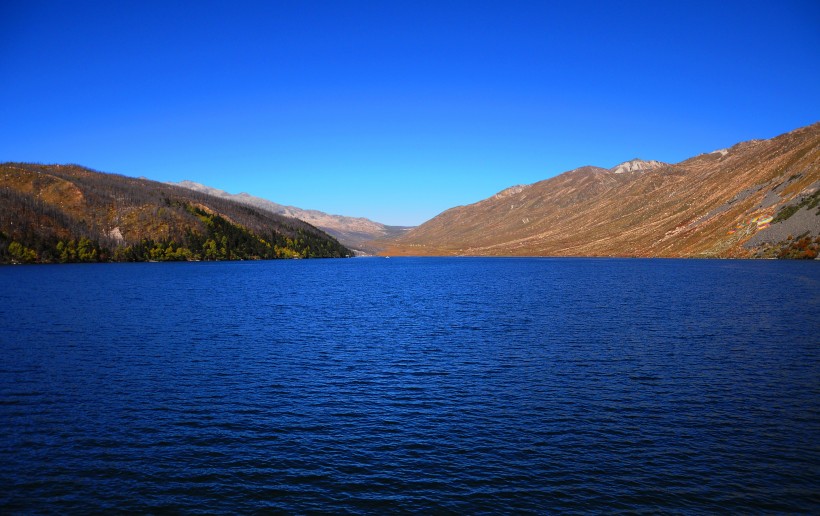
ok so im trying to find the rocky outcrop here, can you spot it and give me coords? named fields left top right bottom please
left=610, top=159, right=667, bottom=174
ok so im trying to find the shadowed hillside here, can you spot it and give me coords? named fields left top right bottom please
left=379, top=123, right=820, bottom=259
left=0, top=163, right=351, bottom=264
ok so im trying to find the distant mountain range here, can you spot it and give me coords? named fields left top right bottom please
left=169, top=181, right=412, bottom=254
left=0, top=163, right=351, bottom=263
left=3, top=123, right=817, bottom=263
left=379, top=122, right=820, bottom=259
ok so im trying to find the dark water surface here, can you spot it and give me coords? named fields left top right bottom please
left=1, top=258, right=819, bottom=513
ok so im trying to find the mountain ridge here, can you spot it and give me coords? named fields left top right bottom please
left=0, top=163, right=352, bottom=263
left=170, top=181, right=412, bottom=254
left=379, top=122, right=820, bottom=258
left=3, top=123, right=817, bottom=262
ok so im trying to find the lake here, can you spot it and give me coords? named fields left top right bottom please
left=1, top=258, right=819, bottom=513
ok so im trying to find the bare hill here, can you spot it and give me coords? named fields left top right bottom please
left=380, top=123, right=820, bottom=259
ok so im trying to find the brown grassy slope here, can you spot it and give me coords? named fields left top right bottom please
left=0, top=163, right=352, bottom=259
left=379, top=122, right=820, bottom=257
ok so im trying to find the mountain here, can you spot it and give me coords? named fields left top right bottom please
left=170, top=181, right=412, bottom=254
left=0, top=163, right=351, bottom=263
left=380, top=123, right=820, bottom=259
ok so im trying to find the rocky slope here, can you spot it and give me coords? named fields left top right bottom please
left=610, top=159, right=667, bottom=174
left=0, top=163, right=351, bottom=263
left=171, top=181, right=412, bottom=254
left=380, top=123, right=820, bottom=258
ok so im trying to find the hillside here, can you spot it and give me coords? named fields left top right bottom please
left=0, top=163, right=351, bottom=264
left=170, top=181, right=412, bottom=254
left=380, top=123, right=820, bottom=259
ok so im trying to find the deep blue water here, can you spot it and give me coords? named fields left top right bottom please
left=1, top=257, right=819, bottom=513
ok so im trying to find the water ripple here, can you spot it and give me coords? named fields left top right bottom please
left=1, top=258, right=819, bottom=513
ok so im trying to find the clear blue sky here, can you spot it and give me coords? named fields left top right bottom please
left=1, top=1, right=818, bottom=226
